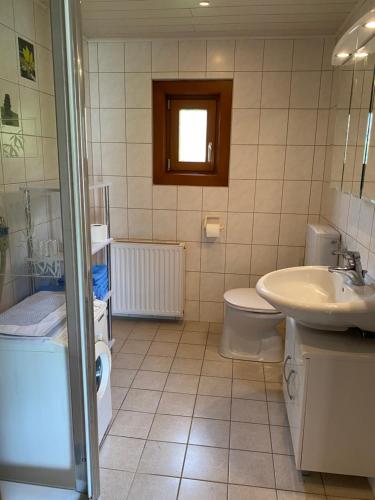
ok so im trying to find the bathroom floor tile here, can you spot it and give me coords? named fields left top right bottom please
left=128, top=330, right=156, bottom=341
left=99, top=468, right=134, bottom=500
left=266, top=382, right=284, bottom=402
left=233, top=360, right=264, bottom=381
left=184, top=321, right=209, bottom=332
left=100, top=435, right=145, bottom=472
left=204, top=345, right=232, bottom=362
left=229, top=449, right=275, bottom=488
left=273, top=454, right=325, bottom=494
left=194, top=395, right=231, bottom=420
left=154, top=329, right=182, bottom=343
left=112, top=353, right=144, bottom=370
left=189, top=417, right=230, bottom=448
left=109, top=410, right=154, bottom=439
left=157, top=392, right=196, bottom=416
left=201, top=360, right=233, bottom=378
left=231, top=398, right=269, bottom=424
left=121, top=388, right=161, bottom=413
left=270, top=425, right=294, bottom=455
left=268, top=402, right=289, bottom=426
left=140, top=355, right=173, bottom=372
left=198, top=376, right=232, bottom=397
left=232, top=379, right=266, bottom=400
left=180, top=332, right=208, bottom=345
left=183, top=444, right=229, bottom=483
left=111, top=386, right=129, bottom=410
left=165, top=373, right=200, bottom=394
left=127, top=474, right=179, bottom=500
left=322, top=474, right=374, bottom=499
left=120, top=340, right=151, bottom=355
left=264, top=362, right=283, bottom=383
left=148, top=341, right=178, bottom=357
left=111, top=368, right=137, bottom=388
left=179, top=479, right=227, bottom=500
left=170, top=357, right=203, bottom=375
left=176, top=344, right=205, bottom=359
left=138, top=441, right=186, bottom=476
left=228, top=485, right=277, bottom=500
left=148, top=414, right=191, bottom=443
left=230, top=421, right=272, bottom=452
left=131, top=370, right=168, bottom=391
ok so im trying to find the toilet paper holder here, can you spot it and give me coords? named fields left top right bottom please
left=204, top=216, right=224, bottom=239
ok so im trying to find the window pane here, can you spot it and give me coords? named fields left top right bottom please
left=178, top=109, right=207, bottom=162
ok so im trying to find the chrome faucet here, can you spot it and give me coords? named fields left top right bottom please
left=328, top=249, right=367, bottom=286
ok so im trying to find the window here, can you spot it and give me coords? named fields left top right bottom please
left=153, top=80, right=233, bottom=186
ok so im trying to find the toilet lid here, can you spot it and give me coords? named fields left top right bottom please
left=224, top=288, right=280, bottom=314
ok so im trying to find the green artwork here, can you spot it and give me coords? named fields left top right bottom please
left=1, top=94, right=19, bottom=127
left=18, top=37, right=36, bottom=82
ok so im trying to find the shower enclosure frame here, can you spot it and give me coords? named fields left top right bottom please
left=50, top=0, right=100, bottom=498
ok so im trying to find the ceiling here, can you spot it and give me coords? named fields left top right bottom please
left=81, top=0, right=364, bottom=39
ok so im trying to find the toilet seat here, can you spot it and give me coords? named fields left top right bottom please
left=224, top=288, right=281, bottom=315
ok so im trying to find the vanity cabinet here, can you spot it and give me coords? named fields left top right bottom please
left=283, top=317, right=375, bottom=477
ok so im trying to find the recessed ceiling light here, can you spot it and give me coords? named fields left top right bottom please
left=199, top=1, right=210, bottom=6
left=336, top=52, right=350, bottom=59
left=365, top=21, right=375, bottom=29
left=354, top=50, right=368, bottom=58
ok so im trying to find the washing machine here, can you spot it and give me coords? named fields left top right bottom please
left=93, top=299, right=112, bottom=443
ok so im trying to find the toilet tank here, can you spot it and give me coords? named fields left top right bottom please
left=304, top=224, right=340, bottom=266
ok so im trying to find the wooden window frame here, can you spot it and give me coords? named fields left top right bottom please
left=153, top=79, right=233, bottom=187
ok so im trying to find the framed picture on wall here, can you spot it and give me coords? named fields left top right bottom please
left=18, top=37, right=36, bottom=82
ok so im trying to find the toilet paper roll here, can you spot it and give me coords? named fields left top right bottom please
left=206, top=223, right=221, bottom=238
left=91, top=224, right=108, bottom=242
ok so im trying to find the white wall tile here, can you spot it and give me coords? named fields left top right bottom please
left=287, top=110, right=317, bottom=145
left=251, top=245, right=278, bottom=275
left=152, top=41, right=178, bottom=72
left=293, top=39, right=323, bottom=71
left=39, top=92, right=56, bottom=138
left=259, top=109, right=288, bottom=145
left=35, top=2, right=51, bottom=49
left=263, top=40, right=293, bottom=71
left=199, top=301, right=223, bottom=322
left=177, top=211, right=202, bottom=242
left=89, top=73, right=99, bottom=108
left=207, top=40, right=235, bottom=72
left=0, top=25, right=18, bottom=82
left=228, top=180, right=255, bottom=212
left=110, top=208, right=128, bottom=238
left=98, top=42, right=125, bottom=72
left=185, top=271, right=200, bottom=301
left=254, top=180, right=283, bottom=213
left=225, top=274, right=250, bottom=291
left=127, top=177, right=152, bottom=209
left=185, top=242, right=201, bottom=272
left=128, top=209, right=152, bottom=239
left=38, top=47, right=54, bottom=95
left=290, top=72, right=321, bottom=109
left=126, top=109, right=151, bottom=143
left=229, top=145, right=257, bottom=179
left=200, top=273, right=224, bottom=302
left=127, top=143, right=152, bottom=177
left=252, top=213, right=280, bottom=245
left=153, top=185, right=177, bottom=210
left=14, top=0, right=35, bottom=40
left=281, top=181, right=311, bottom=214
left=200, top=243, right=226, bottom=273
left=233, top=72, right=262, bottom=109
left=279, top=214, right=307, bottom=246
left=261, top=72, right=291, bottom=109
left=234, top=39, right=264, bottom=71
left=99, top=73, right=125, bottom=108
left=153, top=210, right=177, bottom=241
left=88, top=43, right=98, bottom=72
left=102, top=175, right=127, bottom=208
left=178, top=186, right=203, bottom=211
left=284, top=146, right=314, bottom=180
left=179, top=40, right=206, bottom=72
left=227, top=213, right=253, bottom=244
left=225, top=244, right=251, bottom=274
left=257, top=145, right=285, bottom=180
left=125, top=73, right=151, bottom=108
left=277, top=246, right=305, bottom=269
left=100, top=109, right=126, bottom=142
left=101, top=143, right=126, bottom=176
left=232, top=109, right=260, bottom=145
left=0, top=0, right=13, bottom=28
left=202, top=187, right=228, bottom=212
left=125, top=41, right=151, bottom=72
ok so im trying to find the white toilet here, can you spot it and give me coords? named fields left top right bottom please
left=220, top=223, right=340, bottom=363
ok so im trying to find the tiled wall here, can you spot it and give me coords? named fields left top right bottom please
left=87, top=37, right=335, bottom=322
left=0, top=0, right=59, bottom=310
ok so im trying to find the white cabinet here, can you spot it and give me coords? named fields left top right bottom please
left=284, top=318, right=375, bottom=477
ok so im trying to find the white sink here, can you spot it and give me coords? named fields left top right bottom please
left=256, top=266, right=375, bottom=332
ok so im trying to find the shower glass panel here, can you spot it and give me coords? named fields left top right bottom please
left=0, top=0, right=99, bottom=498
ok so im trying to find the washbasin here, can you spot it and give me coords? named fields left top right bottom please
left=256, top=266, right=375, bottom=332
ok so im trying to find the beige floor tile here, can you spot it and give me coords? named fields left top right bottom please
left=112, top=353, right=144, bottom=370
left=127, top=474, right=179, bottom=500
left=170, top=357, right=203, bottom=375
left=198, top=376, right=232, bottom=397
left=109, top=410, right=154, bottom=439
left=180, top=332, right=208, bottom=345
left=273, top=454, right=324, bottom=494
left=230, top=421, right=272, bottom=453
left=179, top=478, right=227, bottom=500
left=194, top=395, right=231, bottom=420
left=270, top=425, right=293, bottom=455
left=233, top=360, right=264, bottom=381
left=183, top=444, right=229, bottom=483
left=120, top=340, right=151, bottom=355
left=266, top=382, right=284, bottom=402
left=112, top=319, right=136, bottom=336
left=184, top=321, right=209, bottom=332
left=202, top=360, right=233, bottom=378
left=148, top=341, right=178, bottom=357
left=165, top=373, right=199, bottom=394
left=158, top=319, right=184, bottom=331
left=140, top=355, right=173, bottom=372
left=268, top=402, right=289, bottom=426
left=229, top=449, right=275, bottom=488
left=189, top=417, right=230, bottom=448
left=231, top=398, right=269, bottom=424
left=149, top=414, right=191, bottom=443
left=132, top=321, right=159, bottom=333
left=229, top=484, right=277, bottom=500
left=277, top=491, right=326, bottom=500
left=138, top=441, right=186, bottom=476
left=204, top=345, right=232, bottom=362
left=176, top=344, right=205, bottom=359
left=121, top=389, right=161, bottom=413
left=232, top=379, right=266, bottom=401
left=128, top=330, right=156, bottom=341
left=157, top=392, right=196, bottom=416
left=111, top=368, right=137, bottom=388
left=99, top=468, right=134, bottom=500
left=132, top=370, right=168, bottom=391
left=100, top=435, right=145, bottom=472
left=111, top=386, right=128, bottom=410
left=154, top=329, right=182, bottom=343
left=322, top=474, right=374, bottom=499
left=207, top=334, right=221, bottom=346
left=111, top=338, right=125, bottom=354
left=264, top=363, right=283, bottom=383
left=209, top=322, right=223, bottom=334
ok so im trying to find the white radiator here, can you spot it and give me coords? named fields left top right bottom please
left=111, top=241, right=185, bottom=318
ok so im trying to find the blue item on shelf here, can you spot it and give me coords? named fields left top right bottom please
left=92, top=265, right=108, bottom=300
